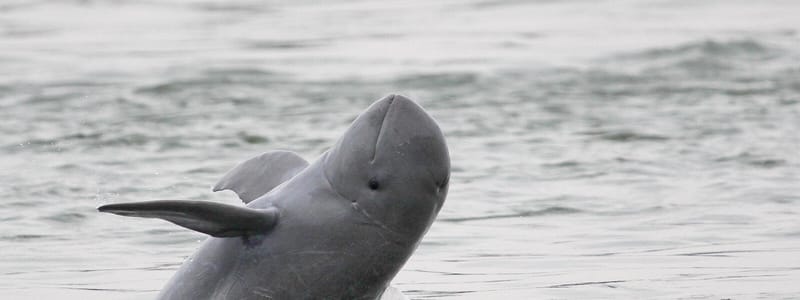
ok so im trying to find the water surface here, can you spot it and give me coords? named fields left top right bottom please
left=2, top=1, right=799, bottom=299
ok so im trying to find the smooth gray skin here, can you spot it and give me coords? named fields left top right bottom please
left=133, top=95, right=449, bottom=299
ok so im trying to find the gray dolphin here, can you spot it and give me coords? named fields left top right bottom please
left=98, top=95, right=450, bottom=299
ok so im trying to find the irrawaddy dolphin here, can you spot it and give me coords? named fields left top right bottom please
left=98, top=95, right=450, bottom=299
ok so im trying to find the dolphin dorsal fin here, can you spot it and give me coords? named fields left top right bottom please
left=213, top=150, right=309, bottom=203
left=98, top=200, right=279, bottom=237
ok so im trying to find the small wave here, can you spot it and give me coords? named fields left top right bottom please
left=237, top=131, right=270, bottom=144
left=42, top=212, right=87, bottom=224
left=135, top=68, right=279, bottom=96
left=603, top=39, right=784, bottom=80
left=579, top=130, right=670, bottom=142
left=158, top=138, right=192, bottom=151
left=392, top=73, right=479, bottom=89
left=2, top=139, right=59, bottom=154
left=471, top=0, right=537, bottom=9
left=676, top=250, right=767, bottom=257
left=96, top=133, right=151, bottom=147
left=135, top=80, right=214, bottom=95
left=62, top=132, right=103, bottom=140
left=242, top=39, right=327, bottom=50
left=190, top=2, right=270, bottom=13
left=440, top=206, right=582, bottom=223
left=8, top=131, right=157, bottom=153
left=202, top=67, right=278, bottom=79
left=714, top=152, right=787, bottom=168
left=0, top=234, right=50, bottom=241
left=543, top=280, right=626, bottom=289
left=624, top=39, right=776, bottom=61
left=58, top=286, right=159, bottom=293
left=540, top=160, right=580, bottom=168
left=185, top=167, right=220, bottom=174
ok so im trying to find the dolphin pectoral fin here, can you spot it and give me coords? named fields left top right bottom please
left=213, top=150, right=309, bottom=204
left=98, top=200, right=279, bottom=237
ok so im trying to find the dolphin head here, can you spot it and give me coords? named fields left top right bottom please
left=324, top=94, right=450, bottom=240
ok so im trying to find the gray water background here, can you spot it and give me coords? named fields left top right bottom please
left=2, top=0, right=800, bottom=299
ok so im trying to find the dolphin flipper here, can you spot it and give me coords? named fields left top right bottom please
left=98, top=200, right=279, bottom=237
left=213, top=150, right=309, bottom=203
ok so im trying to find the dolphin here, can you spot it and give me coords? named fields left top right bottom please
left=98, top=95, right=450, bottom=299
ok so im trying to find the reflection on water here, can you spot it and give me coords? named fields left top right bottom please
left=2, top=0, right=799, bottom=299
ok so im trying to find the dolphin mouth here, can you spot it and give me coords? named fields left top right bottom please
left=370, top=94, right=395, bottom=162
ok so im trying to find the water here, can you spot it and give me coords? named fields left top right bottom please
left=2, top=0, right=799, bottom=299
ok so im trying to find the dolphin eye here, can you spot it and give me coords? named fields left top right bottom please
left=368, top=178, right=380, bottom=190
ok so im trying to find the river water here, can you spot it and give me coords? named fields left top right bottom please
left=2, top=0, right=799, bottom=299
